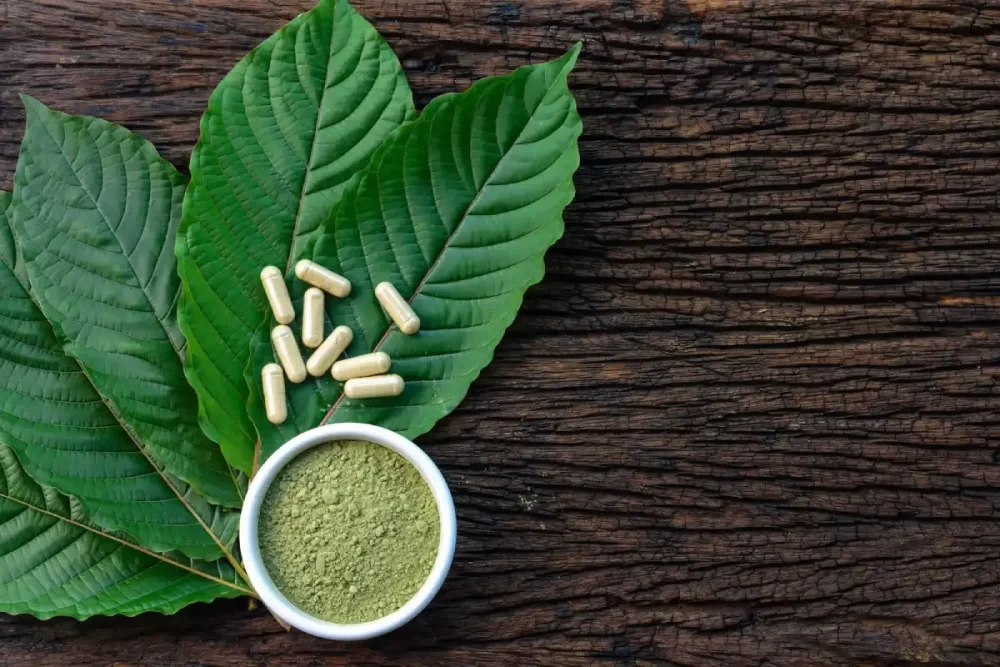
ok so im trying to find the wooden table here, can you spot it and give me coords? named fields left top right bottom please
left=3, top=1, right=1000, bottom=665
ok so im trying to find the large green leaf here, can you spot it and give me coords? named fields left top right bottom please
left=247, top=46, right=583, bottom=463
left=0, top=444, right=251, bottom=620
left=11, top=97, right=242, bottom=511
left=178, top=0, right=415, bottom=474
left=0, top=190, right=240, bottom=563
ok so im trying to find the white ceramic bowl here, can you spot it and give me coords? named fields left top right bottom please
left=240, top=423, right=457, bottom=640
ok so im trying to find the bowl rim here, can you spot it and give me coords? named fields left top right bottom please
left=239, top=423, right=457, bottom=640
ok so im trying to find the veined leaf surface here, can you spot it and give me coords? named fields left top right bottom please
left=0, top=190, right=239, bottom=562
left=0, top=444, right=250, bottom=620
left=11, top=97, right=242, bottom=510
left=248, top=46, right=583, bottom=464
left=178, top=0, right=415, bottom=474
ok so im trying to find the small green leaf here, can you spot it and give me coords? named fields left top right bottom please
left=0, top=444, right=250, bottom=620
left=248, top=46, right=583, bottom=462
left=178, top=0, right=416, bottom=474
left=11, top=97, right=243, bottom=511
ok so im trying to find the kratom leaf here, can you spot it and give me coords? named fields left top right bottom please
left=247, top=46, right=583, bottom=463
left=178, top=0, right=415, bottom=474
left=11, top=97, right=243, bottom=512
left=0, top=190, right=240, bottom=563
left=0, top=192, right=21, bottom=282
left=0, top=444, right=251, bottom=620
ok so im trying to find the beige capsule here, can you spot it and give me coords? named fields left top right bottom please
left=331, top=351, right=390, bottom=382
left=306, top=326, right=353, bottom=377
left=344, top=374, right=405, bottom=399
left=260, top=266, right=295, bottom=325
left=271, top=325, right=307, bottom=383
left=296, top=260, right=351, bottom=298
left=375, top=282, right=420, bottom=335
left=301, top=287, right=325, bottom=349
left=261, top=363, right=287, bottom=425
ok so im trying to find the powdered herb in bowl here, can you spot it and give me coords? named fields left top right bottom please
left=258, top=440, right=439, bottom=623
left=240, top=423, right=457, bottom=640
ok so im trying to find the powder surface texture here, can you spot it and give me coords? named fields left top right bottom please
left=258, top=440, right=440, bottom=623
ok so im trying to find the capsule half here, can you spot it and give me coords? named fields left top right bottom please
left=262, top=364, right=287, bottom=424
left=331, top=351, right=391, bottom=382
left=296, top=260, right=351, bottom=298
left=301, top=287, right=325, bottom=349
left=375, top=282, right=420, bottom=335
left=344, top=374, right=405, bottom=399
left=306, top=326, right=353, bottom=377
left=271, top=325, right=307, bottom=383
left=261, top=266, right=294, bottom=325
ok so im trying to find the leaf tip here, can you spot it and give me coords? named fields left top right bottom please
left=547, top=43, right=582, bottom=84
left=18, top=94, right=56, bottom=130
left=564, top=42, right=583, bottom=68
left=18, top=93, right=45, bottom=113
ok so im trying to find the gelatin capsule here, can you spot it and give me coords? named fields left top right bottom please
left=261, top=363, right=287, bottom=425
left=306, top=326, right=353, bottom=377
left=301, top=287, right=325, bottom=349
left=375, top=282, right=420, bottom=335
left=331, top=351, right=391, bottom=382
left=295, top=260, right=351, bottom=298
left=260, top=266, right=294, bottom=325
left=344, top=374, right=405, bottom=399
left=271, top=325, right=307, bottom=383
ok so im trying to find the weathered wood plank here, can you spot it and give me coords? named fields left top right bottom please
left=2, top=0, right=1000, bottom=664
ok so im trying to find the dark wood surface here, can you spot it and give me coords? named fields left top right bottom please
left=3, top=0, right=1000, bottom=665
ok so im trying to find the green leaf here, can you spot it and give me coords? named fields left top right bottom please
left=11, top=97, right=242, bottom=510
left=0, top=193, right=18, bottom=283
left=248, top=46, right=583, bottom=463
left=0, top=444, right=251, bottom=620
left=5, top=104, right=248, bottom=566
left=0, top=190, right=238, bottom=560
left=178, top=0, right=416, bottom=474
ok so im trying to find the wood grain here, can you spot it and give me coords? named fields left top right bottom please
left=3, top=0, right=1000, bottom=664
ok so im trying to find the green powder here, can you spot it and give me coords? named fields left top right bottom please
left=258, top=440, right=440, bottom=624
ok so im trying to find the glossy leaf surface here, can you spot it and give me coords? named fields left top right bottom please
left=6, top=101, right=246, bottom=565
left=0, top=445, right=249, bottom=620
left=247, top=46, right=583, bottom=464
left=178, top=0, right=415, bottom=473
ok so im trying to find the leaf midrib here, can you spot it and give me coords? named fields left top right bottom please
left=0, top=487, right=256, bottom=598
left=8, top=260, right=247, bottom=579
left=27, top=104, right=186, bottom=365
left=249, top=0, right=346, bottom=475
left=318, top=64, right=571, bottom=426
left=29, top=100, right=247, bottom=507
left=5, top=173, right=248, bottom=577
left=282, top=0, right=341, bottom=274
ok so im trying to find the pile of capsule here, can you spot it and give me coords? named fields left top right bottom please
left=259, top=261, right=421, bottom=425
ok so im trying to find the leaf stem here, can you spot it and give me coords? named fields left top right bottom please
left=68, top=360, right=252, bottom=587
